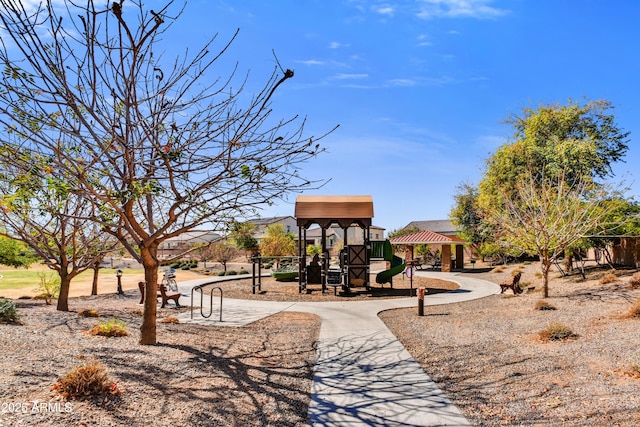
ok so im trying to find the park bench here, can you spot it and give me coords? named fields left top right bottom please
left=500, top=272, right=522, bottom=294
left=138, top=281, right=182, bottom=308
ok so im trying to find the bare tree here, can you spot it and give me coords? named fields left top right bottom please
left=0, top=1, right=332, bottom=344
left=204, top=243, right=239, bottom=272
left=492, top=171, right=623, bottom=297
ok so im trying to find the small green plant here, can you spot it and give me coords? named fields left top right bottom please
left=225, top=270, right=238, bottom=276
left=599, top=272, right=618, bottom=285
left=539, top=323, right=577, bottom=341
left=534, top=272, right=543, bottom=279
left=535, top=300, right=557, bottom=311
left=217, top=271, right=226, bottom=276
left=239, top=269, right=249, bottom=275
left=53, top=359, right=120, bottom=400
left=88, top=319, right=128, bottom=337
left=34, top=272, right=61, bottom=305
left=0, top=299, right=19, bottom=323
left=78, top=309, right=100, bottom=318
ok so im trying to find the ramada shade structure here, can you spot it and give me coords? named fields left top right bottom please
left=389, top=229, right=466, bottom=272
left=388, top=230, right=465, bottom=246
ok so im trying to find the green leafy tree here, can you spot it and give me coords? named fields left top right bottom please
left=306, top=244, right=322, bottom=256
left=0, top=236, right=36, bottom=268
left=229, top=221, right=259, bottom=254
left=450, top=182, right=492, bottom=256
left=260, top=223, right=296, bottom=266
left=0, top=165, right=115, bottom=310
left=0, top=2, right=332, bottom=344
left=479, top=99, right=629, bottom=211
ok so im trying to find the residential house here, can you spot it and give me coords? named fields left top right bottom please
left=246, top=216, right=299, bottom=243
left=158, top=230, right=223, bottom=259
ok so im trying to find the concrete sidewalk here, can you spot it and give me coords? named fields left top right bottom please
left=175, top=272, right=499, bottom=426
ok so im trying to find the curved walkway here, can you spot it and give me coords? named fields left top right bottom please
left=175, top=271, right=499, bottom=426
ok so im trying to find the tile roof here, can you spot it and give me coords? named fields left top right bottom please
left=389, top=230, right=465, bottom=245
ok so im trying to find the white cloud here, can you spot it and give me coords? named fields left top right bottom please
left=387, top=78, right=416, bottom=87
left=328, top=41, right=349, bottom=49
left=417, top=34, right=433, bottom=47
left=332, top=73, right=369, bottom=80
left=296, top=59, right=326, bottom=66
left=416, top=0, right=509, bottom=20
left=373, top=5, right=395, bottom=16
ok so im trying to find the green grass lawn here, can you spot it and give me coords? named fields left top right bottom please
left=0, top=266, right=142, bottom=291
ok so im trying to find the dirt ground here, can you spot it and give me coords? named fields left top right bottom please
left=1, top=260, right=639, bottom=426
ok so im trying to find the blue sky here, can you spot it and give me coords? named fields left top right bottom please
left=32, top=1, right=640, bottom=232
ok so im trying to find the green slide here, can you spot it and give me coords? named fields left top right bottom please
left=375, top=240, right=406, bottom=285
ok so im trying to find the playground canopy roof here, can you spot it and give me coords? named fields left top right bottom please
left=295, top=195, right=374, bottom=229
left=389, top=230, right=466, bottom=245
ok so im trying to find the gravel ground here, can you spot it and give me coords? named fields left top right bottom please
left=381, top=263, right=640, bottom=426
left=1, top=264, right=638, bottom=426
left=0, top=295, right=320, bottom=427
left=0, top=274, right=453, bottom=426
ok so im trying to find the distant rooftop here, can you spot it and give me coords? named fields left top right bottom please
left=404, top=219, right=458, bottom=236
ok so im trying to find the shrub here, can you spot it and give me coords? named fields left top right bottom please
left=169, top=262, right=182, bottom=269
left=160, top=317, right=180, bottom=324
left=239, top=269, right=249, bottom=275
left=131, top=309, right=143, bottom=316
left=539, top=323, right=577, bottom=341
left=0, top=299, right=19, bottom=323
left=78, top=309, right=100, bottom=318
left=53, top=359, right=120, bottom=400
left=225, top=270, right=238, bottom=276
left=88, top=319, right=128, bottom=337
left=599, top=272, right=618, bottom=285
left=217, top=271, right=226, bottom=276
left=493, top=265, right=506, bottom=273
left=181, top=266, right=191, bottom=270
left=35, top=272, right=60, bottom=305
left=627, top=299, right=640, bottom=318
left=629, top=272, right=640, bottom=289
left=535, top=300, right=556, bottom=311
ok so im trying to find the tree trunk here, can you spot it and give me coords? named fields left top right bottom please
left=139, top=245, right=160, bottom=345
left=91, top=261, right=100, bottom=296
left=57, top=273, right=72, bottom=311
left=541, top=249, right=551, bottom=298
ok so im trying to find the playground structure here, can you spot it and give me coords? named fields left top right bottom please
left=295, top=195, right=406, bottom=294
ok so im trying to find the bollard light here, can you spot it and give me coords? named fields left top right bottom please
left=116, top=269, right=124, bottom=295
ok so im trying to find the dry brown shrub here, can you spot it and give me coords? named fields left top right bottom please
left=535, top=300, right=556, bottom=311
left=160, top=317, right=180, bottom=324
left=539, top=323, right=577, bottom=341
left=53, top=359, right=121, bottom=400
left=626, top=300, right=640, bottom=318
left=629, top=272, right=640, bottom=289
left=78, top=309, right=99, bottom=317
left=493, top=265, right=506, bottom=273
left=599, top=272, right=618, bottom=285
